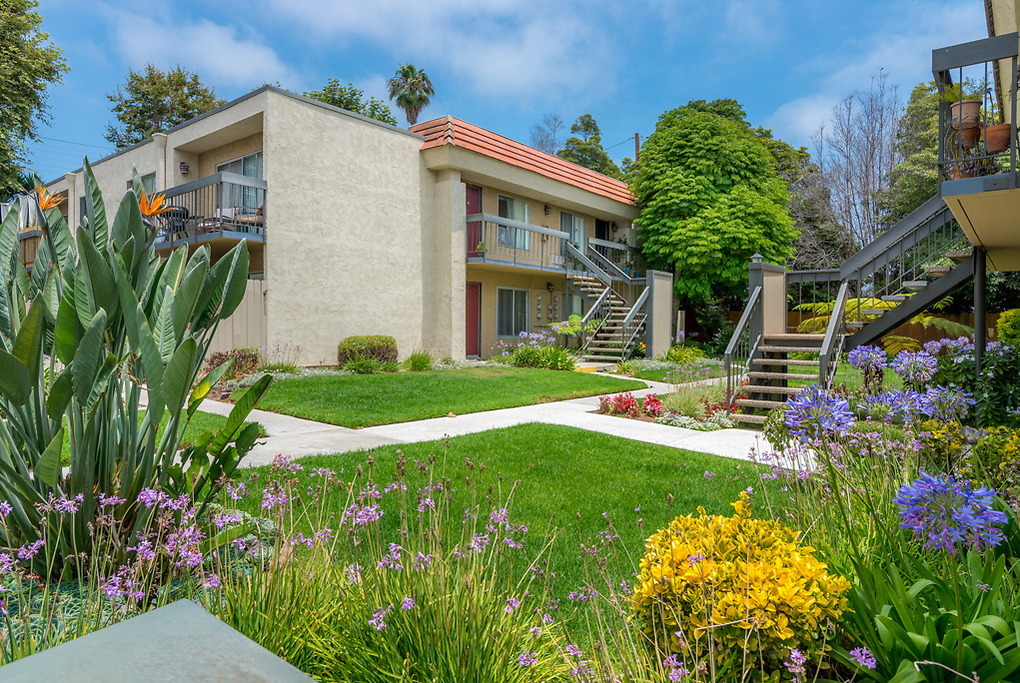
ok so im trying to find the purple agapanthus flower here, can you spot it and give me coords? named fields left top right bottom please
left=890, top=350, right=937, bottom=384
left=848, top=345, right=887, bottom=372
left=849, top=647, right=877, bottom=669
left=894, top=472, right=1007, bottom=554
left=919, top=386, right=976, bottom=422
left=784, top=385, right=854, bottom=441
left=860, top=390, right=925, bottom=424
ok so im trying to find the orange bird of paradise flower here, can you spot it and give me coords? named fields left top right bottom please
left=138, top=189, right=173, bottom=218
left=34, top=184, right=64, bottom=211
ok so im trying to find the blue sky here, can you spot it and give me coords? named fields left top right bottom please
left=27, top=0, right=986, bottom=182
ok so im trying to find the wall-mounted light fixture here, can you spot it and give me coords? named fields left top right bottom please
left=544, top=204, right=552, bottom=215
left=546, top=282, right=555, bottom=293
left=179, top=162, right=190, bottom=175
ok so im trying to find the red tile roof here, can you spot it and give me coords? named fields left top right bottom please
left=411, top=116, right=636, bottom=206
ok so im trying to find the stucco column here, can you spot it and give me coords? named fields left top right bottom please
left=426, top=169, right=466, bottom=358
left=152, top=133, right=168, bottom=191
left=645, top=270, right=673, bottom=357
left=63, top=173, right=77, bottom=226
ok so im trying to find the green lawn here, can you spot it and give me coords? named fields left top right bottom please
left=60, top=411, right=265, bottom=464
left=633, top=362, right=725, bottom=383
left=250, top=367, right=645, bottom=428
left=233, top=424, right=770, bottom=596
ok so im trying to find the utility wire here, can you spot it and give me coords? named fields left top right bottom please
left=38, top=136, right=113, bottom=151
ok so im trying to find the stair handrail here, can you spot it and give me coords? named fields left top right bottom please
left=565, top=242, right=613, bottom=287
left=619, top=286, right=650, bottom=356
left=818, top=281, right=849, bottom=388
left=724, top=286, right=762, bottom=410
left=839, top=196, right=953, bottom=279
left=579, top=286, right=613, bottom=355
left=587, top=246, right=638, bottom=285
left=621, top=286, right=648, bottom=329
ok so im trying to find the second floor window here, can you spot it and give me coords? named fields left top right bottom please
left=560, top=211, right=584, bottom=249
left=218, top=151, right=264, bottom=212
left=497, top=194, right=530, bottom=250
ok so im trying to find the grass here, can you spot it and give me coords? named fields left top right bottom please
left=60, top=411, right=265, bottom=464
left=633, top=363, right=725, bottom=383
left=785, top=360, right=903, bottom=391
left=233, top=424, right=771, bottom=595
left=250, top=367, right=645, bottom=428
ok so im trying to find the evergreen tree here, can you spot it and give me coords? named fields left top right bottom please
left=304, top=79, right=398, bottom=125
left=557, top=115, right=622, bottom=179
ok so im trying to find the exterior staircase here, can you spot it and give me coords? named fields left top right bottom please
left=725, top=194, right=976, bottom=427
left=568, top=273, right=647, bottom=362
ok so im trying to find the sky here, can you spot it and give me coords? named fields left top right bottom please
left=25, top=0, right=988, bottom=183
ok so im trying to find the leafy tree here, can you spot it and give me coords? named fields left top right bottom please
left=0, top=0, right=67, bottom=197
left=529, top=113, right=565, bottom=154
left=632, top=103, right=797, bottom=306
left=879, top=81, right=939, bottom=227
left=557, top=114, right=622, bottom=179
left=304, top=79, right=398, bottom=125
left=387, top=63, right=434, bottom=126
left=105, top=64, right=223, bottom=148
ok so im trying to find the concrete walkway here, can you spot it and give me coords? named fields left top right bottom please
left=195, top=374, right=781, bottom=468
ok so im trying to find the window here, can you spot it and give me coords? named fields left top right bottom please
left=218, top=151, right=264, bottom=212
left=497, top=287, right=529, bottom=337
left=497, top=195, right=530, bottom=250
left=560, top=211, right=584, bottom=249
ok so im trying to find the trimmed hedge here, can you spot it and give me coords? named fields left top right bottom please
left=999, top=308, right=1020, bottom=347
left=205, top=346, right=261, bottom=378
left=337, top=335, right=398, bottom=365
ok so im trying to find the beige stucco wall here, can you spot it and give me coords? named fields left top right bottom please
left=197, top=132, right=263, bottom=178
left=263, top=92, right=426, bottom=365
left=466, top=266, right=568, bottom=357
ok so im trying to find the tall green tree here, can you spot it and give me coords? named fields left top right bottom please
left=879, top=81, right=940, bottom=227
left=557, top=114, right=622, bottom=179
left=632, top=102, right=797, bottom=306
left=0, top=0, right=67, bottom=197
left=105, top=65, right=223, bottom=148
left=304, top=79, right=398, bottom=125
left=387, top=64, right=434, bottom=126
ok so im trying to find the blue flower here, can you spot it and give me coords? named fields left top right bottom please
left=890, top=350, right=937, bottom=384
left=848, top=345, right=887, bottom=372
left=894, top=472, right=1007, bottom=554
left=919, top=386, right=976, bottom=422
left=784, top=385, right=854, bottom=441
left=860, top=390, right=925, bottom=424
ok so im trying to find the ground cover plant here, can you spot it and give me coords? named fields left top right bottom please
left=250, top=367, right=644, bottom=427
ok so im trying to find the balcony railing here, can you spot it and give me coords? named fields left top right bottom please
left=155, top=172, right=267, bottom=246
left=934, top=33, right=1019, bottom=185
left=466, top=213, right=569, bottom=270
left=587, top=237, right=644, bottom=277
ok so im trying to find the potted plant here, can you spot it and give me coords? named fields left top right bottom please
left=984, top=123, right=1013, bottom=154
left=942, top=84, right=983, bottom=147
left=475, top=241, right=487, bottom=256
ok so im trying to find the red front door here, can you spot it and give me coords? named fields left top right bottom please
left=466, top=282, right=481, bottom=357
left=466, top=185, right=482, bottom=256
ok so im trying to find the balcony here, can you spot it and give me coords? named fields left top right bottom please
left=935, top=32, right=1020, bottom=270
left=154, top=172, right=266, bottom=252
left=466, top=213, right=569, bottom=272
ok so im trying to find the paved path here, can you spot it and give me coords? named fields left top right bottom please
left=195, top=374, right=781, bottom=468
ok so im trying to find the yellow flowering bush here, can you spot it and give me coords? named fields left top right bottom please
left=631, top=493, right=850, bottom=675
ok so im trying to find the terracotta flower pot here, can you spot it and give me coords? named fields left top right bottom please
left=960, top=126, right=980, bottom=148
left=950, top=99, right=982, bottom=129
left=949, top=163, right=975, bottom=180
left=983, top=123, right=1012, bottom=153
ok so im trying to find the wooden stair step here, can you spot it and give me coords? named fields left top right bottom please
left=747, top=371, right=818, bottom=381
left=744, top=384, right=803, bottom=395
left=758, top=345, right=822, bottom=354
left=764, top=333, right=824, bottom=343
left=584, top=355, right=626, bottom=361
left=752, top=358, right=819, bottom=367
left=732, top=413, right=768, bottom=425
left=947, top=249, right=972, bottom=263
left=735, top=398, right=787, bottom=410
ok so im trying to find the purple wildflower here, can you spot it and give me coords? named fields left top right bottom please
left=518, top=651, right=537, bottom=667
left=377, top=543, right=404, bottom=570
left=785, top=648, right=807, bottom=675
left=0, top=501, right=12, bottom=518
left=417, top=498, right=435, bottom=513
left=489, top=508, right=509, bottom=525
left=344, top=563, right=363, bottom=584
left=669, top=668, right=690, bottom=681
left=17, top=540, right=44, bottom=560
left=225, top=480, right=247, bottom=500
left=137, top=488, right=166, bottom=508
left=369, top=605, right=392, bottom=630
left=0, top=553, right=14, bottom=573
left=784, top=385, right=854, bottom=440
left=849, top=647, right=877, bottom=669
left=468, top=533, right=489, bottom=553
left=203, top=574, right=221, bottom=589
left=260, top=484, right=290, bottom=511
left=566, top=644, right=583, bottom=658
left=505, top=537, right=523, bottom=549
left=412, top=552, right=433, bottom=572
left=343, top=502, right=383, bottom=525
left=571, top=664, right=594, bottom=677
left=97, top=493, right=125, bottom=508
left=895, top=472, right=1007, bottom=553
left=401, top=597, right=415, bottom=611
left=505, top=597, right=520, bottom=613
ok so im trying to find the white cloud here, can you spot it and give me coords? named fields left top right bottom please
left=104, top=7, right=300, bottom=90
left=264, top=0, right=618, bottom=104
left=766, top=1, right=985, bottom=145
left=723, top=0, right=785, bottom=46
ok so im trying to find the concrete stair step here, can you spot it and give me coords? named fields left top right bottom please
left=882, top=294, right=909, bottom=302
left=860, top=309, right=888, bottom=316
left=947, top=249, right=972, bottom=263
left=903, top=280, right=928, bottom=291
left=924, top=264, right=953, bottom=276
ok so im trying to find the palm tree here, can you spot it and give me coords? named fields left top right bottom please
left=387, top=64, right=434, bottom=126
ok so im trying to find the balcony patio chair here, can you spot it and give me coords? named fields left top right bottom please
left=158, top=207, right=190, bottom=242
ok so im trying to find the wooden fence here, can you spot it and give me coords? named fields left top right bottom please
left=208, top=280, right=267, bottom=355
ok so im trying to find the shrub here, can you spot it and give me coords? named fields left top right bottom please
left=537, top=344, right=576, bottom=371
left=598, top=392, right=641, bottom=417
left=664, top=344, right=706, bottom=365
left=656, top=412, right=734, bottom=431
left=999, top=308, right=1020, bottom=346
left=378, top=361, right=400, bottom=372
left=337, top=335, right=398, bottom=365
left=631, top=493, right=850, bottom=675
left=403, top=350, right=433, bottom=372
left=206, top=347, right=261, bottom=379
left=257, top=362, right=299, bottom=375
left=507, top=344, right=543, bottom=368
left=345, top=358, right=380, bottom=374
left=642, top=393, right=665, bottom=417
left=615, top=360, right=637, bottom=376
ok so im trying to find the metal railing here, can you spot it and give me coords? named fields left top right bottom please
left=155, top=172, right=267, bottom=245
left=819, top=281, right=850, bottom=387
left=578, top=286, right=614, bottom=356
left=724, top=286, right=762, bottom=410
left=621, top=286, right=649, bottom=355
left=588, top=237, right=644, bottom=276
left=934, top=32, right=1019, bottom=184
left=466, top=213, right=568, bottom=270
